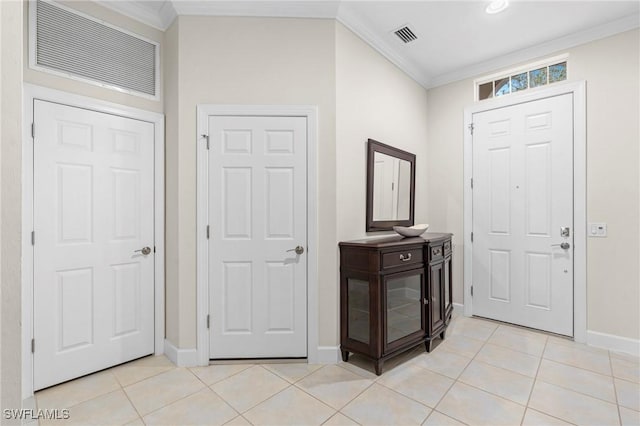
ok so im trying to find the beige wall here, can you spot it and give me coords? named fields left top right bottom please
left=1, top=0, right=24, bottom=416
left=335, top=23, right=429, bottom=245
left=164, top=16, right=337, bottom=348
left=23, top=0, right=164, bottom=113
left=426, top=29, right=640, bottom=340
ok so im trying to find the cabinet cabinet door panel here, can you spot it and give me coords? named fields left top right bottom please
left=384, top=270, right=425, bottom=353
left=429, top=262, right=445, bottom=333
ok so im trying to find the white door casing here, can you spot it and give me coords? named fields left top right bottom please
left=32, top=99, right=156, bottom=390
left=208, top=115, right=308, bottom=358
left=471, top=93, right=574, bottom=336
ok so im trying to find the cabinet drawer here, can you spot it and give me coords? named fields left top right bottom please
left=382, top=248, right=423, bottom=269
left=444, top=240, right=452, bottom=255
left=428, top=244, right=444, bottom=261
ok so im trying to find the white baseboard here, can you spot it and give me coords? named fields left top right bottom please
left=452, top=303, right=464, bottom=316
left=587, top=330, right=640, bottom=357
left=316, top=346, right=340, bottom=364
left=164, top=339, right=199, bottom=367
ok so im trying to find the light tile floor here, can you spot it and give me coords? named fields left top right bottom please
left=34, top=315, right=640, bottom=425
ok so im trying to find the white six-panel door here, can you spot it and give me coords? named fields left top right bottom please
left=472, top=93, right=574, bottom=336
left=33, top=100, right=155, bottom=390
left=208, top=116, right=308, bottom=358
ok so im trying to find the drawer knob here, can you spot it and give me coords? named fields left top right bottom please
left=399, top=253, right=412, bottom=262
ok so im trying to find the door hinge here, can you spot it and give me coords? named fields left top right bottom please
left=31, top=231, right=35, bottom=246
left=31, top=338, right=35, bottom=353
left=206, top=225, right=210, bottom=239
left=471, top=232, right=473, bottom=243
left=31, top=123, right=35, bottom=139
left=471, top=286, right=474, bottom=297
left=468, top=123, right=474, bottom=135
left=206, top=314, right=210, bottom=329
left=201, top=134, right=209, bottom=150
left=471, top=178, right=473, bottom=189
left=153, top=246, right=157, bottom=253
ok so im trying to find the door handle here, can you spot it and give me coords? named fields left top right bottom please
left=135, top=246, right=152, bottom=255
left=551, top=242, right=570, bottom=250
left=287, top=246, right=304, bottom=255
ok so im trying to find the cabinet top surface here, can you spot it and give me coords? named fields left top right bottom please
left=339, top=232, right=452, bottom=249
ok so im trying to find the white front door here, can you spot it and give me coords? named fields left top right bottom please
left=33, top=100, right=155, bottom=390
left=472, top=93, right=574, bottom=336
left=208, top=115, right=308, bottom=358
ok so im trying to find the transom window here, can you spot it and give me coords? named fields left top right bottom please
left=476, top=55, right=568, bottom=101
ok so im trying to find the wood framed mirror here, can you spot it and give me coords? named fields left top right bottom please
left=366, top=139, right=416, bottom=232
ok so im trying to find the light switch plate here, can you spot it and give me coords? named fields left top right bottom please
left=588, top=223, right=607, bottom=237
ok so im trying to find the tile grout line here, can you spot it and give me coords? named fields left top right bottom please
left=519, top=332, right=548, bottom=425
left=609, top=349, right=624, bottom=426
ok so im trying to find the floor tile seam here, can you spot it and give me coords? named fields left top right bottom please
left=335, top=362, right=379, bottom=381
left=130, top=380, right=209, bottom=421
left=539, top=357, right=619, bottom=382
left=291, top=373, right=376, bottom=412
left=534, top=376, right=621, bottom=407
left=113, top=366, right=176, bottom=388
left=333, top=410, right=362, bottom=425
left=540, top=354, right=613, bottom=377
left=426, top=409, right=471, bottom=426
left=119, top=385, right=147, bottom=423
left=452, top=379, right=530, bottom=409
left=520, top=335, right=548, bottom=425
left=522, top=407, right=579, bottom=426
left=36, top=379, right=122, bottom=411
left=609, top=352, right=626, bottom=426
left=543, top=343, right=613, bottom=363
left=488, top=338, right=546, bottom=358
left=466, top=355, right=540, bottom=382
left=193, top=363, right=256, bottom=386
left=373, top=378, right=438, bottom=411
left=236, top=382, right=301, bottom=416
left=255, top=381, right=337, bottom=417
left=261, top=364, right=320, bottom=384
left=448, top=324, right=493, bottom=380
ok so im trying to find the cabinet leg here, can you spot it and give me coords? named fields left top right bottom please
left=441, top=329, right=447, bottom=340
left=341, top=350, right=349, bottom=362
left=425, top=340, right=433, bottom=353
left=374, top=360, right=383, bottom=376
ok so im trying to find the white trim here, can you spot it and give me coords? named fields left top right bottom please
left=94, top=0, right=176, bottom=31
left=587, top=331, right=640, bottom=357
left=428, top=13, right=639, bottom=88
left=316, top=346, right=341, bottom=364
left=163, top=339, right=199, bottom=367
left=336, top=8, right=428, bottom=88
left=196, top=105, right=319, bottom=366
left=452, top=303, right=464, bottom=317
left=28, top=0, right=161, bottom=101
left=21, top=84, right=165, bottom=399
left=463, top=80, right=587, bottom=343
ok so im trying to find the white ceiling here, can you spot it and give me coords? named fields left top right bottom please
left=98, top=0, right=640, bottom=88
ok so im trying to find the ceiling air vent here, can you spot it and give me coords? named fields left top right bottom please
left=32, top=0, right=158, bottom=98
left=393, top=26, right=418, bottom=44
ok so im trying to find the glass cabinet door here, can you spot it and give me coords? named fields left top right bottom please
left=347, top=278, right=370, bottom=344
left=385, top=272, right=423, bottom=345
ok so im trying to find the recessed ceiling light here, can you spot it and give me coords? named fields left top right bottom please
left=486, top=0, right=509, bottom=14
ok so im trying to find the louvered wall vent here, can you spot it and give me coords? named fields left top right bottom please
left=32, top=0, right=158, bottom=98
left=393, top=26, right=418, bottom=44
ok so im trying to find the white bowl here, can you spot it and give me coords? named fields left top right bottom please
left=393, top=223, right=429, bottom=237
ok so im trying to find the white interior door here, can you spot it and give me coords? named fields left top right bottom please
left=208, top=115, right=307, bottom=358
left=472, top=93, right=574, bottom=336
left=33, top=100, right=155, bottom=390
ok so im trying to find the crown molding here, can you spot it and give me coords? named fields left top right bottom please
left=95, top=0, right=176, bottom=30
left=336, top=3, right=429, bottom=88
left=171, top=1, right=340, bottom=19
left=426, top=12, right=640, bottom=89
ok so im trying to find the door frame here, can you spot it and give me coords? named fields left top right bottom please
left=463, top=81, right=587, bottom=342
left=196, top=105, right=318, bottom=365
left=21, top=84, right=165, bottom=398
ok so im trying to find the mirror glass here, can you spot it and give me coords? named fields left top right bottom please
left=372, top=152, right=411, bottom=221
left=366, top=139, right=416, bottom=232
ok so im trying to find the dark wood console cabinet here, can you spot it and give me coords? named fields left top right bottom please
left=339, top=233, right=453, bottom=375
